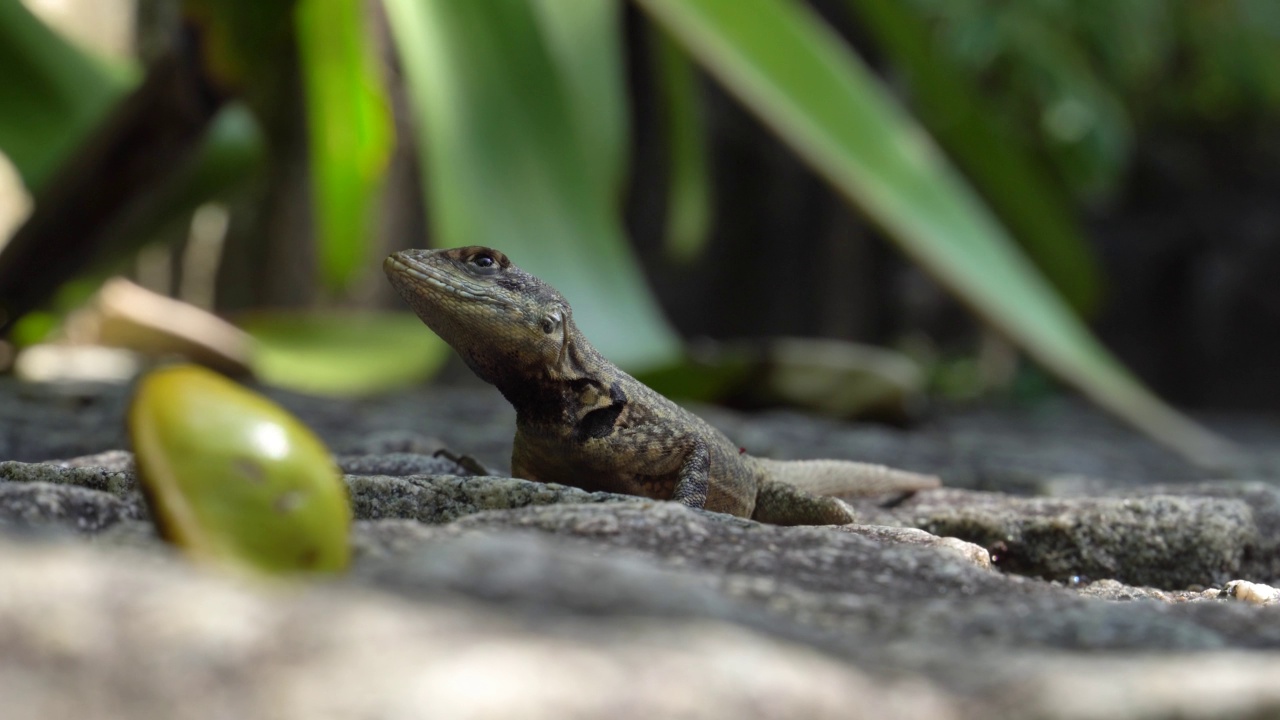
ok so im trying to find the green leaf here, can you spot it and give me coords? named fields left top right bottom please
left=296, top=0, right=394, bottom=290
left=529, top=0, right=631, bottom=198
left=632, top=0, right=1235, bottom=466
left=384, top=0, right=680, bottom=370
left=182, top=0, right=298, bottom=97
left=651, top=27, right=713, bottom=264
left=849, top=0, right=1102, bottom=315
left=0, top=0, right=131, bottom=191
left=242, top=311, right=450, bottom=396
left=179, top=103, right=265, bottom=200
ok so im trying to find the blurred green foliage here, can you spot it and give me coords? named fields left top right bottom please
left=242, top=311, right=448, bottom=396
left=634, top=0, right=1232, bottom=463
left=296, top=0, right=393, bottom=290
left=651, top=29, right=714, bottom=264
left=181, top=0, right=296, bottom=100
left=901, top=0, right=1280, bottom=198
left=384, top=0, right=681, bottom=370
left=2, top=0, right=1264, bottom=462
left=851, top=0, right=1102, bottom=315
left=0, top=0, right=131, bottom=191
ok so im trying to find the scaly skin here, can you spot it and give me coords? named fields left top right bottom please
left=385, top=246, right=940, bottom=526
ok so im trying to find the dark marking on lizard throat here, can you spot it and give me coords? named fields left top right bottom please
left=576, top=381, right=627, bottom=441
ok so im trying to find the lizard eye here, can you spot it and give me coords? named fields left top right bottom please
left=540, top=310, right=562, bottom=334
left=468, top=252, right=500, bottom=275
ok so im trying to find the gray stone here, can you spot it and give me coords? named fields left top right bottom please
left=836, top=523, right=991, bottom=568
left=0, top=459, right=137, bottom=496
left=337, top=451, right=479, bottom=477
left=856, top=485, right=1275, bottom=589
left=6, top=381, right=1280, bottom=718
left=0, top=481, right=143, bottom=532
left=0, top=540, right=955, bottom=720
left=1134, top=481, right=1280, bottom=581
left=351, top=522, right=745, bottom=621
left=983, top=654, right=1280, bottom=720
left=0, top=459, right=646, bottom=530
left=432, top=502, right=1280, bottom=653
left=346, top=473, right=640, bottom=523
left=4, top=517, right=1280, bottom=719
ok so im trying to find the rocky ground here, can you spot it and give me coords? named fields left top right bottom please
left=2, top=377, right=1279, bottom=719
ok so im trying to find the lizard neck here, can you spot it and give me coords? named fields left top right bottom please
left=486, top=320, right=616, bottom=420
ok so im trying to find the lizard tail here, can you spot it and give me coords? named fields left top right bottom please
left=750, top=457, right=941, bottom=498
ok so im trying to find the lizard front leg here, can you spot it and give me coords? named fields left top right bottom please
left=669, top=439, right=710, bottom=508
left=577, top=426, right=713, bottom=509
left=513, top=424, right=714, bottom=507
left=573, top=420, right=761, bottom=515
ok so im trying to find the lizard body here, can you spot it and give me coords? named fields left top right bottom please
left=385, top=246, right=940, bottom=526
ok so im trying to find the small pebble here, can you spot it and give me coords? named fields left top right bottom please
left=1217, top=580, right=1280, bottom=606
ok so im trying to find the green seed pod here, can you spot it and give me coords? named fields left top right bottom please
left=129, top=364, right=351, bottom=573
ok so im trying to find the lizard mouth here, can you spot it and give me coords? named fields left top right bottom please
left=385, top=254, right=497, bottom=304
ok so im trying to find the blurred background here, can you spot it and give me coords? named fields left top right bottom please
left=1, top=0, right=1278, bottom=463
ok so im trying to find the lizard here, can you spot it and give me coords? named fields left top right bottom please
left=385, top=246, right=941, bottom=526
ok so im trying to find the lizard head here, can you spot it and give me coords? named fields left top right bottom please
left=384, top=246, right=576, bottom=383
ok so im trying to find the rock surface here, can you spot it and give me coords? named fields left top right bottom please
left=853, top=486, right=1277, bottom=588
left=3, top=379, right=1280, bottom=719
